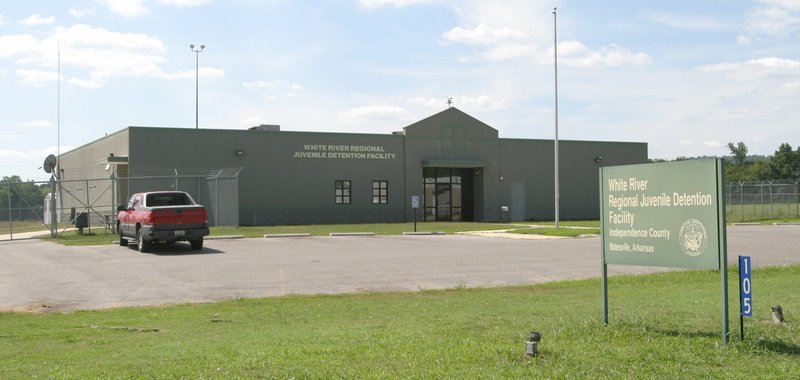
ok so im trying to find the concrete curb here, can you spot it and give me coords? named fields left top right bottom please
left=264, top=233, right=312, bottom=238
left=329, top=232, right=375, bottom=237
left=773, top=222, right=800, bottom=225
left=206, top=235, right=244, bottom=240
left=402, top=232, right=446, bottom=235
left=732, top=223, right=762, bottom=226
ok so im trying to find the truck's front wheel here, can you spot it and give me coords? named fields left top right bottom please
left=118, top=224, right=128, bottom=246
left=137, top=228, right=151, bottom=253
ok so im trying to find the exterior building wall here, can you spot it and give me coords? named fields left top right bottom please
left=56, top=108, right=649, bottom=226
left=498, top=139, right=649, bottom=220
left=402, top=108, right=501, bottom=222
left=127, top=127, right=405, bottom=225
left=57, top=129, right=129, bottom=221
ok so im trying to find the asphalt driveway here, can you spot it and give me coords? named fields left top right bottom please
left=0, top=225, right=797, bottom=312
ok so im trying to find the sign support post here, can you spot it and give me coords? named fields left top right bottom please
left=600, top=170, right=609, bottom=325
left=717, top=159, right=729, bottom=343
left=411, top=195, right=420, bottom=232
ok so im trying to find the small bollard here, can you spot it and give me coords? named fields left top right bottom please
left=772, top=305, right=785, bottom=324
left=525, top=331, right=542, bottom=357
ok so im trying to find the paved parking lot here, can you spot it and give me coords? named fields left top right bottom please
left=0, top=225, right=798, bottom=312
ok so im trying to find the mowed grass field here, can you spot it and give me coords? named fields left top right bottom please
left=726, top=203, right=800, bottom=223
left=1, top=265, right=798, bottom=378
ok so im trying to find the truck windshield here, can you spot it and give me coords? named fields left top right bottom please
left=146, top=193, right=193, bottom=207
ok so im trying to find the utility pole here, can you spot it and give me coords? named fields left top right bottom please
left=553, top=7, right=561, bottom=228
left=190, top=44, right=205, bottom=129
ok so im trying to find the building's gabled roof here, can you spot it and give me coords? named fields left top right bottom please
left=403, top=107, right=498, bottom=135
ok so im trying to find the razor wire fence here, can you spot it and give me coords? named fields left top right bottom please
left=725, top=180, right=800, bottom=222
left=1, top=168, right=241, bottom=241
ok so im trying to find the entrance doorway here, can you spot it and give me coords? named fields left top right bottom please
left=423, top=168, right=474, bottom=222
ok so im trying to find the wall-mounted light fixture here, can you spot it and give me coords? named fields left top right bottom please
left=235, top=149, right=246, bottom=157
left=594, top=155, right=604, bottom=164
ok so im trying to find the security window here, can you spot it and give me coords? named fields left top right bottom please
left=372, top=180, right=388, bottom=204
left=335, top=180, right=351, bottom=204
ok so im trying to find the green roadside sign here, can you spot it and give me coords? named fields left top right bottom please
left=600, top=158, right=729, bottom=342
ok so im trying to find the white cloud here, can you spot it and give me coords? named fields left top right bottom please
left=69, top=8, right=96, bottom=18
left=0, top=24, right=224, bottom=88
left=15, top=69, right=58, bottom=87
left=160, top=67, right=225, bottom=81
left=740, top=1, right=800, bottom=42
left=17, top=120, right=53, bottom=129
left=19, top=14, right=55, bottom=26
left=239, top=116, right=267, bottom=127
left=359, top=0, right=434, bottom=9
left=0, top=35, right=41, bottom=59
left=243, top=80, right=304, bottom=99
left=746, top=6, right=800, bottom=36
left=701, top=57, right=800, bottom=80
left=760, top=0, right=800, bottom=10
left=441, top=23, right=527, bottom=45
left=67, top=77, right=103, bottom=88
left=157, top=0, right=210, bottom=6
left=338, top=106, right=416, bottom=126
left=439, top=1, right=650, bottom=67
left=648, top=11, right=728, bottom=31
left=98, top=0, right=149, bottom=17
left=556, top=41, right=653, bottom=68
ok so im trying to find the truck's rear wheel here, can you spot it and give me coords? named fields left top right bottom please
left=137, top=229, right=151, bottom=253
left=190, top=238, right=203, bottom=250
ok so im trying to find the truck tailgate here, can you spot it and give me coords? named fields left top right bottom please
left=150, top=206, right=207, bottom=228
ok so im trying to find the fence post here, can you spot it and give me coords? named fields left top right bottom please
left=7, top=183, right=12, bottom=240
left=768, top=180, right=774, bottom=219
left=50, top=175, right=57, bottom=238
left=739, top=181, right=744, bottom=222
left=111, top=173, right=116, bottom=233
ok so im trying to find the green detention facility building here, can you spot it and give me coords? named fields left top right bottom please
left=58, top=108, right=647, bottom=226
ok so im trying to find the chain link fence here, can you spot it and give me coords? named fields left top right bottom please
left=1, top=168, right=240, bottom=241
left=725, top=180, right=800, bottom=222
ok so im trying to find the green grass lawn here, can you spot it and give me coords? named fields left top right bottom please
left=1, top=266, right=797, bottom=378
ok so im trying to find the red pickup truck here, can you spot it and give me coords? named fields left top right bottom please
left=117, top=191, right=209, bottom=252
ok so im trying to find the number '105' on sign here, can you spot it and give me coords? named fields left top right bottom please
left=739, top=256, right=752, bottom=317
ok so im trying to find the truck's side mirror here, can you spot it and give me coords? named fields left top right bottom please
left=117, top=205, right=127, bottom=212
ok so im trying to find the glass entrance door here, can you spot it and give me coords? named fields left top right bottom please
left=423, top=168, right=472, bottom=222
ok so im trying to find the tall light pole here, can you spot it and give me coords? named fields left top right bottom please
left=553, top=7, right=560, bottom=228
left=190, top=44, right=205, bottom=129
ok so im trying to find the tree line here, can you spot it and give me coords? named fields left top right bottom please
left=0, top=176, right=51, bottom=221
left=651, top=142, right=800, bottom=182
left=723, top=142, right=800, bottom=181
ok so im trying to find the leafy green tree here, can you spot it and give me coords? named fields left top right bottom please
left=727, top=142, right=748, bottom=166
left=768, top=143, right=800, bottom=179
left=726, top=159, right=771, bottom=181
left=0, top=176, right=47, bottom=221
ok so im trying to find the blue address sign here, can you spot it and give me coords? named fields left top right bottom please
left=739, top=256, right=752, bottom=317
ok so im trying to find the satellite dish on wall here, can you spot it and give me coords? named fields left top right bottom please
left=43, top=154, right=57, bottom=174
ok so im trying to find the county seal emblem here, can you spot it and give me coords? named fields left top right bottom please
left=679, top=219, right=707, bottom=257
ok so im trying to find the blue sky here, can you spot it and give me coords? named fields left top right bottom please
left=2, top=0, right=799, bottom=181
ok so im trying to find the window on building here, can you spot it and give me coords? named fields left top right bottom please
left=372, top=180, right=388, bottom=204
left=335, top=180, right=351, bottom=204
